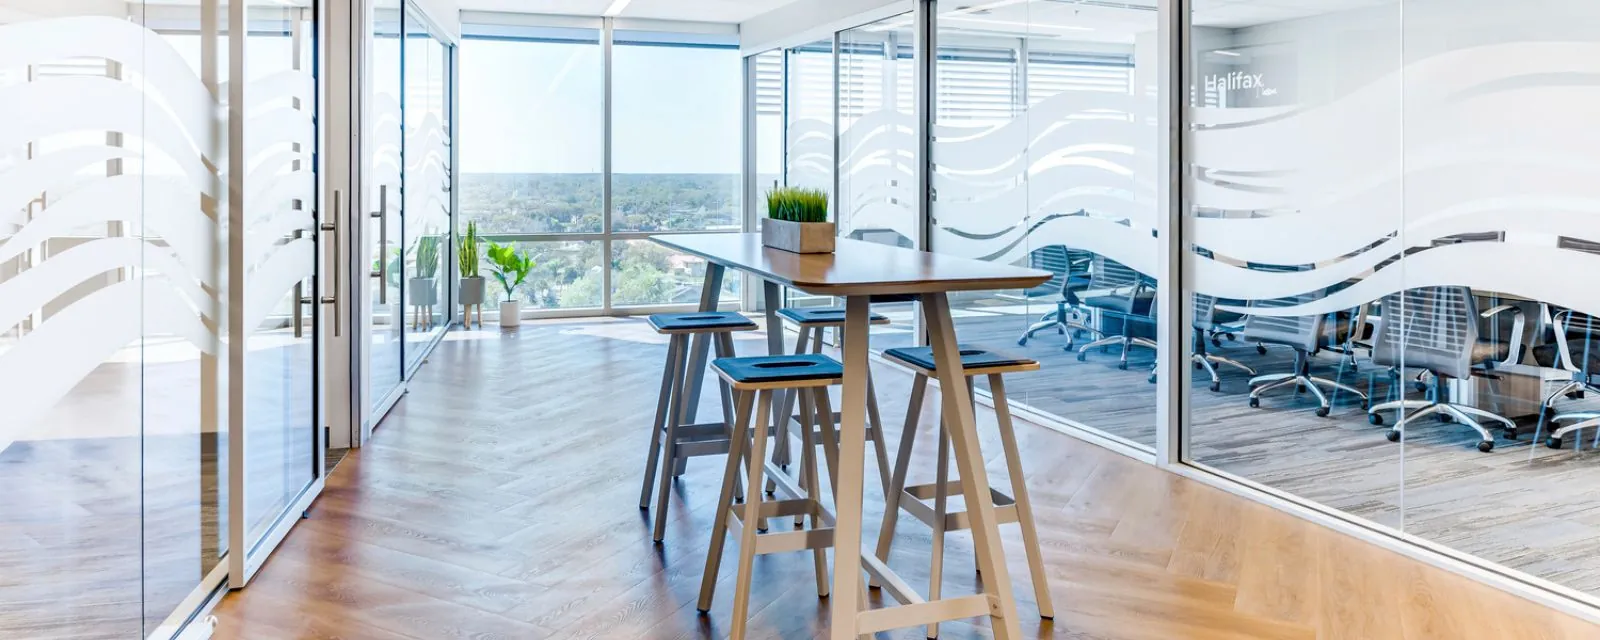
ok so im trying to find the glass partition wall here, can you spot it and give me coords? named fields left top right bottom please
left=0, top=1, right=325, bottom=637
left=457, top=19, right=741, bottom=317
left=746, top=0, right=1600, bottom=618
left=366, top=2, right=455, bottom=423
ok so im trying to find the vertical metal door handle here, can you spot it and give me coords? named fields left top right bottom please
left=321, top=190, right=342, bottom=338
left=370, top=184, right=388, bottom=304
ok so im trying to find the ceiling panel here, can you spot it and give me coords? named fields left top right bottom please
left=457, top=0, right=805, bottom=23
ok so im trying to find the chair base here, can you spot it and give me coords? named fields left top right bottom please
left=1368, top=399, right=1512, bottom=452
left=1194, top=352, right=1255, bottom=392
left=1248, top=372, right=1368, bottom=417
left=1018, top=303, right=1099, bottom=349
left=1076, top=335, right=1157, bottom=369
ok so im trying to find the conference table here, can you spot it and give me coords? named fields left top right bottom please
left=651, top=233, right=1050, bottom=640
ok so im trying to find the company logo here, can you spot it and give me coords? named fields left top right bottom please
left=1205, top=71, right=1276, bottom=96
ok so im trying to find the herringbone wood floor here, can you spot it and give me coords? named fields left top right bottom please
left=212, top=318, right=1600, bottom=639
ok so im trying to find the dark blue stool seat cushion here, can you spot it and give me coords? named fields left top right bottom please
left=713, top=354, right=844, bottom=384
left=778, top=306, right=889, bottom=326
left=883, top=346, right=1036, bottom=372
left=647, top=311, right=757, bottom=333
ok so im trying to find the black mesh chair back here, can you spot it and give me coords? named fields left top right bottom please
left=1241, top=263, right=1323, bottom=352
left=1086, top=254, right=1149, bottom=316
left=1370, top=286, right=1477, bottom=380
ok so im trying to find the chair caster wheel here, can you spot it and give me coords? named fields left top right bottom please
left=1296, top=384, right=1307, bottom=394
left=1210, top=381, right=1221, bottom=392
left=1148, top=374, right=1157, bottom=384
left=1194, top=361, right=1204, bottom=369
left=1316, top=406, right=1330, bottom=417
left=1437, top=413, right=1453, bottom=423
left=1548, top=437, right=1564, bottom=449
left=1478, top=441, right=1495, bottom=453
left=1414, top=381, right=1428, bottom=394
left=1017, top=337, right=1028, bottom=347
left=1226, top=333, right=1237, bottom=341
left=1211, top=338, right=1222, bottom=348
left=1368, top=413, right=1384, bottom=426
left=1386, top=430, right=1401, bottom=442
left=1256, top=345, right=1267, bottom=355
left=1076, top=352, right=1087, bottom=362
left=1248, top=397, right=1260, bottom=408
left=1118, top=361, right=1129, bottom=370
left=1360, top=400, right=1370, bottom=410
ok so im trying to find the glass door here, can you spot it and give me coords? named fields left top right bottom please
left=369, top=1, right=405, bottom=414
left=402, top=8, right=452, bottom=371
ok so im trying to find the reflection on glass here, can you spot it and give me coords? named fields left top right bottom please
left=403, top=11, right=453, bottom=369
left=928, top=0, right=1158, bottom=448
left=370, top=2, right=405, bottom=411
left=612, top=32, right=740, bottom=232
left=839, top=15, right=917, bottom=351
left=458, top=30, right=602, bottom=234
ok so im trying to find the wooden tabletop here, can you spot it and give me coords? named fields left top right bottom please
left=652, top=233, right=1050, bottom=296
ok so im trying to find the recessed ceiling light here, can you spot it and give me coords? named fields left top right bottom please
left=1213, top=49, right=1241, bottom=56
left=603, top=0, right=632, bottom=17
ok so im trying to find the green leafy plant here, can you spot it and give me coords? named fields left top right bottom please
left=764, top=186, right=829, bottom=223
left=458, top=221, right=480, bottom=278
left=415, top=235, right=440, bottom=279
left=486, top=241, right=535, bottom=303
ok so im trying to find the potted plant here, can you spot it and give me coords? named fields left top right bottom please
left=409, top=235, right=440, bottom=309
left=486, top=241, right=535, bottom=327
left=761, top=186, right=834, bottom=254
left=458, top=222, right=485, bottom=327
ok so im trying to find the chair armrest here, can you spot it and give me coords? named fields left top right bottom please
left=1481, top=305, right=1525, bottom=368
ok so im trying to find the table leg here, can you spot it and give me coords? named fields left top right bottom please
left=921, top=292, right=1021, bottom=640
left=681, top=264, right=726, bottom=429
left=763, top=280, right=791, bottom=469
left=829, top=295, right=872, bottom=640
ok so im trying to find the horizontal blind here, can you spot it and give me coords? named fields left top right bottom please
left=1026, top=51, right=1134, bottom=104
left=838, top=42, right=885, bottom=118
left=755, top=50, right=782, bottom=115
left=935, top=46, right=1018, bottom=124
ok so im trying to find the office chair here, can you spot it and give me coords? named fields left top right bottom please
left=1194, top=293, right=1255, bottom=392
left=1243, top=286, right=1368, bottom=416
left=1016, top=245, right=1097, bottom=349
left=1534, top=308, right=1600, bottom=448
left=1074, top=255, right=1156, bottom=370
left=1365, top=286, right=1524, bottom=452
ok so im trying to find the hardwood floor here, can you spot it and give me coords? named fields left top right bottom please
left=212, top=318, right=1600, bottom=639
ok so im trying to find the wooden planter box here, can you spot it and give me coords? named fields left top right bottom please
left=762, top=219, right=835, bottom=254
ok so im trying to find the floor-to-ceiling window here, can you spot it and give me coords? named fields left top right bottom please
left=457, top=19, right=741, bottom=316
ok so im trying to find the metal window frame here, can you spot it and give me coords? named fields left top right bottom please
left=456, top=17, right=747, bottom=318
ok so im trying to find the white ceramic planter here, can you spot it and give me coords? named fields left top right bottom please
left=499, top=300, right=521, bottom=328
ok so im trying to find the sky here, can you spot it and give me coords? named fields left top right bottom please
left=457, top=39, right=743, bottom=175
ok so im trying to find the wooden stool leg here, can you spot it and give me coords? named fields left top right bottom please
left=991, top=375, right=1054, bottom=619
left=641, top=335, right=683, bottom=508
left=715, top=333, right=745, bottom=504
left=794, top=370, right=819, bottom=529
left=774, top=326, right=812, bottom=470
left=812, top=388, right=841, bottom=495
left=730, top=390, right=773, bottom=640
left=928, top=409, right=952, bottom=640
left=872, top=373, right=926, bottom=587
left=799, top=389, right=830, bottom=597
left=866, top=373, right=892, bottom=499
left=654, top=334, right=693, bottom=542
left=698, top=389, right=755, bottom=613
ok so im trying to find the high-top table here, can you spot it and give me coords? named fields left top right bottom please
left=652, top=233, right=1050, bottom=640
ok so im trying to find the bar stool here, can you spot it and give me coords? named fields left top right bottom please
left=640, top=311, right=757, bottom=543
left=775, top=306, right=894, bottom=512
left=698, top=354, right=843, bottom=640
left=874, top=345, right=1054, bottom=638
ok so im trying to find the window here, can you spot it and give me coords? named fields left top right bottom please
left=458, top=28, right=603, bottom=234
left=611, top=31, right=741, bottom=232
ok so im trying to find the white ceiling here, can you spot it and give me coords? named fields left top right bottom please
left=456, top=0, right=807, bottom=23
left=1192, top=0, right=1397, bottom=29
